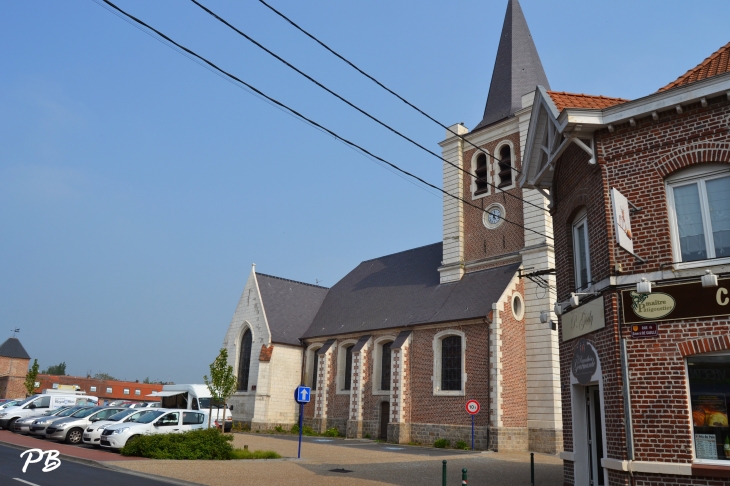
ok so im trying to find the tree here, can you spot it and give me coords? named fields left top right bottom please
left=203, top=348, right=237, bottom=430
left=143, top=377, right=151, bottom=384
left=24, top=359, right=39, bottom=397
left=41, top=362, right=66, bottom=375
left=93, top=372, right=117, bottom=381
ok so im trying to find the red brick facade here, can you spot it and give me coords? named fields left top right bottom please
left=35, top=375, right=164, bottom=404
left=0, top=356, right=30, bottom=399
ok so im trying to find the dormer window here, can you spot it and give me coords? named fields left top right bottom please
left=497, top=145, right=512, bottom=188
left=474, top=153, right=489, bottom=194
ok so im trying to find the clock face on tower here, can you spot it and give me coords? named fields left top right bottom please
left=483, top=203, right=506, bottom=229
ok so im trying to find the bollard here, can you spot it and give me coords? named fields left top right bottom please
left=461, top=467, right=467, bottom=485
left=530, top=452, right=534, bottom=486
left=442, top=460, right=447, bottom=486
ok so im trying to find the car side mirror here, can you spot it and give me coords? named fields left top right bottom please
left=229, top=405, right=233, bottom=411
left=154, top=422, right=160, bottom=427
left=28, top=404, right=36, bottom=409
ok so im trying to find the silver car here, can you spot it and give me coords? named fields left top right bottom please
left=29, top=406, right=92, bottom=437
left=14, top=406, right=73, bottom=435
left=45, top=407, right=126, bottom=444
left=83, top=408, right=154, bottom=446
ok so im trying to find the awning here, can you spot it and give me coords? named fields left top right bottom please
left=145, top=391, right=182, bottom=398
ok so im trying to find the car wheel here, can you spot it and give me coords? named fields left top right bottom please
left=66, top=428, right=83, bottom=445
left=7, top=418, right=17, bottom=432
left=125, top=435, right=141, bottom=448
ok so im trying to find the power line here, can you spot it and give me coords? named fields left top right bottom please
left=191, top=0, right=546, bottom=214
left=94, top=0, right=552, bottom=241
left=257, top=0, right=529, bottom=179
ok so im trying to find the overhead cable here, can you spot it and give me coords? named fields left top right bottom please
left=190, top=0, right=546, bottom=214
left=94, top=0, right=553, bottom=241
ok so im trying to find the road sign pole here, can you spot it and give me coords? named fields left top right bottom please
left=298, top=402, right=303, bottom=459
left=471, top=414, right=474, bottom=451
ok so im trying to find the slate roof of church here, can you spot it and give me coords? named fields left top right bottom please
left=0, top=337, right=31, bottom=359
left=301, top=243, right=519, bottom=339
left=660, top=41, right=730, bottom=92
left=473, top=0, right=550, bottom=131
left=255, top=273, right=329, bottom=346
left=547, top=91, right=628, bottom=112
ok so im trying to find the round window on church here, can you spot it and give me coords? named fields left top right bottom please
left=512, top=293, right=524, bottom=321
left=483, top=203, right=506, bottom=229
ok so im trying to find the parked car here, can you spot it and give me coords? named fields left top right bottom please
left=153, top=384, right=232, bottom=431
left=100, top=409, right=209, bottom=451
left=29, top=406, right=93, bottom=437
left=13, top=406, right=74, bottom=435
left=83, top=408, right=155, bottom=446
left=0, top=400, right=23, bottom=410
left=0, top=393, right=98, bottom=430
left=127, top=402, right=160, bottom=408
left=45, top=407, right=126, bottom=445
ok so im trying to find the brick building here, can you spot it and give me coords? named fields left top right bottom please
left=34, top=374, right=164, bottom=404
left=0, top=337, right=31, bottom=399
left=222, top=0, right=562, bottom=452
left=521, top=42, right=730, bottom=484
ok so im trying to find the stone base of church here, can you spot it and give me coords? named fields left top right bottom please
left=528, top=427, right=562, bottom=454
left=309, top=417, right=347, bottom=435
left=407, top=423, right=489, bottom=449
left=250, top=421, right=296, bottom=432
left=387, top=422, right=410, bottom=444
left=488, top=426, right=529, bottom=452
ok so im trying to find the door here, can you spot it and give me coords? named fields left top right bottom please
left=586, top=386, right=604, bottom=486
left=379, top=402, right=389, bottom=440
left=155, top=412, right=181, bottom=434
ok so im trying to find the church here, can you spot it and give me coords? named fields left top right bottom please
left=221, top=0, right=562, bottom=453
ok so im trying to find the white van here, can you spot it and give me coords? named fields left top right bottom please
left=149, top=384, right=232, bottom=431
left=0, top=394, right=98, bottom=430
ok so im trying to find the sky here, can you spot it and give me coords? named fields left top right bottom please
left=1, top=0, right=729, bottom=385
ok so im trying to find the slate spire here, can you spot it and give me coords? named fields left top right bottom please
left=474, top=0, right=550, bottom=130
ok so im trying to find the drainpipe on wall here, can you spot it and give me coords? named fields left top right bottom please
left=618, top=294, right=636, bottom=485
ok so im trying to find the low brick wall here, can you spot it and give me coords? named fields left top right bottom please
left=408, top=423, right=489, bottom=450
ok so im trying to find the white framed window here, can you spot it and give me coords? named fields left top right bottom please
left=336, top=340, right=357, bottom=394
left=572, top=209, right=591, bottom=290
left=135, top=389, right=141, bottom=396
left=106, top=387, right=112, bottom=394
left=686, top=352, right=730, bottom=464
left=123, top=388, right=129, bottom=395
left=90, top=386, right=97, bottom=392
left=494, top=142, right=515, bottom=191
left=667, top=165, right=730, bottom=268
left=372, top=336, right=396, bottom=395
left=511, top=292, right=525, bottom=321
left=471, top=150, right=491, bottom=198
left=432, top=330, right=466, bottom=396
left=305, top=344, right=322, bottom=391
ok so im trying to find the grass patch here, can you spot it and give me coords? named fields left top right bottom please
left=433, top=438, right=450, bottom=449
left=121, top=428, right=233, bottom=460
left=229, top=448, right=281, bottom=460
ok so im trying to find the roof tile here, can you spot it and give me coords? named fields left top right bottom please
left=547, top=91, right=629, bottom=112
left=659, top=41, right=730, bottom=92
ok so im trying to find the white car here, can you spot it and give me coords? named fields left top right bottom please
left=13, top=406, right=73, bottom=435
left=100, top=409, right=208, bottom=450
left=45, top=407, right=126, bottom=444
left=83, top=408, right=155, bottom=446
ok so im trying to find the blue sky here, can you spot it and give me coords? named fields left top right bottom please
left=2, top=0, right=728, bottom=384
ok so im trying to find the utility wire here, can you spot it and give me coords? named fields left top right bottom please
left=94, top=0, right=552, bottom=241
left=257, top=0, right=528, bottom=178
left=191, top=0, right=546, bottom=214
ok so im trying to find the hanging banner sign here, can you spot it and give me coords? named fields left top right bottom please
left=621, top=278, right=730, bottom=324
left=611, top=188, right=634, bottom=255
left=561, top=296, right=606, bottom=341
left=571, top=339, right=598, bottom=385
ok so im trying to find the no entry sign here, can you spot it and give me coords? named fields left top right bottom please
left=465, top=399, right=480, bottom=415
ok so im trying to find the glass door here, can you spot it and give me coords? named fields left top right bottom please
left=587, top=385, right=604, bottom=485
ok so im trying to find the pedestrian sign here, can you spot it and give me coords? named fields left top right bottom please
left=295, top=385, right=311, bottom=404
left=465, top=399, right=480, bottom=415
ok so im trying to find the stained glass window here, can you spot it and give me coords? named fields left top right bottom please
left=312, top=354, right=318, bottom=391
left=441, top=336, right=462, bottom=391
left=237, top=329, right=252, bottom=391
left=381, top=342, right=392, bottom=391
left=343, top=345, right=353, bottom=391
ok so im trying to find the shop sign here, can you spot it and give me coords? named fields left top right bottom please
left=611, top=188, right=634, bottom=254
left=571, top=339, right=598, bottom=385
left=561, top=296, right=606, bottom=341
left=630, top=323, right=658, bottom=338
left=621, top=278, right=730, bottom=324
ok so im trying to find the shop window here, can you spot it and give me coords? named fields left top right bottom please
left=497, top=145, right=513, bottom=188
left=572, top=210, right=591, bottom=290
left=474, top=153, right=489, bottom=195
left=688, top=355, right=730, bottom=462
left=432, top=330, right=466, bottom=396
left=237, top=328, right=253, bottom=391
left=667, top=165, right=730, bottom=265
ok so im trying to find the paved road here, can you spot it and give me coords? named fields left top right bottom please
left=0, top=444, right=180, bottom=486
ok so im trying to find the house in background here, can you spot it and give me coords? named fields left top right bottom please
left=34, top=375, right=164, bottom=404
left=0, top=337, right=31, bottom=399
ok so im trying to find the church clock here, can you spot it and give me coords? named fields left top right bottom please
left=483, top=203, right=506, bottom=229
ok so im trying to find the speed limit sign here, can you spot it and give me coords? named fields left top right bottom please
left=465, top=399, right=480, bottom=415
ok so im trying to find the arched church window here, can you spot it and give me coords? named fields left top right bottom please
left=343, top=345, right=354, bottom=391
left=311, top=354, right=319, bottom=391
left=381, top=341, right=392, bottom=391
left=497, top=145, right=512, bottom=188
left=237, top=329, right=252, bottom=391
left=441, top=336, right=462, bottom=391
left=475, top=153, right=489, bottom=194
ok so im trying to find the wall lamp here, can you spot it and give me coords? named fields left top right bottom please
left=702, top=270, right=718, bottom=288
left=540, top=310, right=557, bottom=331
left=636, top=277, right=652, bottom=294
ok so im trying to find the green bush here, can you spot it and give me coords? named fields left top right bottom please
left=274, top=425, right=284, bottom=433
left=433, top=438, right=450, bottom=449
left=121, top=428, right=233, bottom=460
left=364, top=433, right=371, bottom=439
left=455, top=440, right=469, bottom=450
left=323, top=427, right=341, bottom=437
left=302, top=425, right=318, bottom=436
left=290, top=424, right=299, bottom=434
left=229, top=448, right=281, bottom=460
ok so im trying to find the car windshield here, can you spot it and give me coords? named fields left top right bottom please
left=108, top=409, right=137, bottom=421
left=14, top=396, right=38, bottom=407
left=134, top=411, right=164, bottom=424
left=126, top=411, right=153, bottom=422
left=70, top=407, right=97, bottom=418
left=57, top=407, right=81, bottom=417
left=197, top=398, right=224, bottom=409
